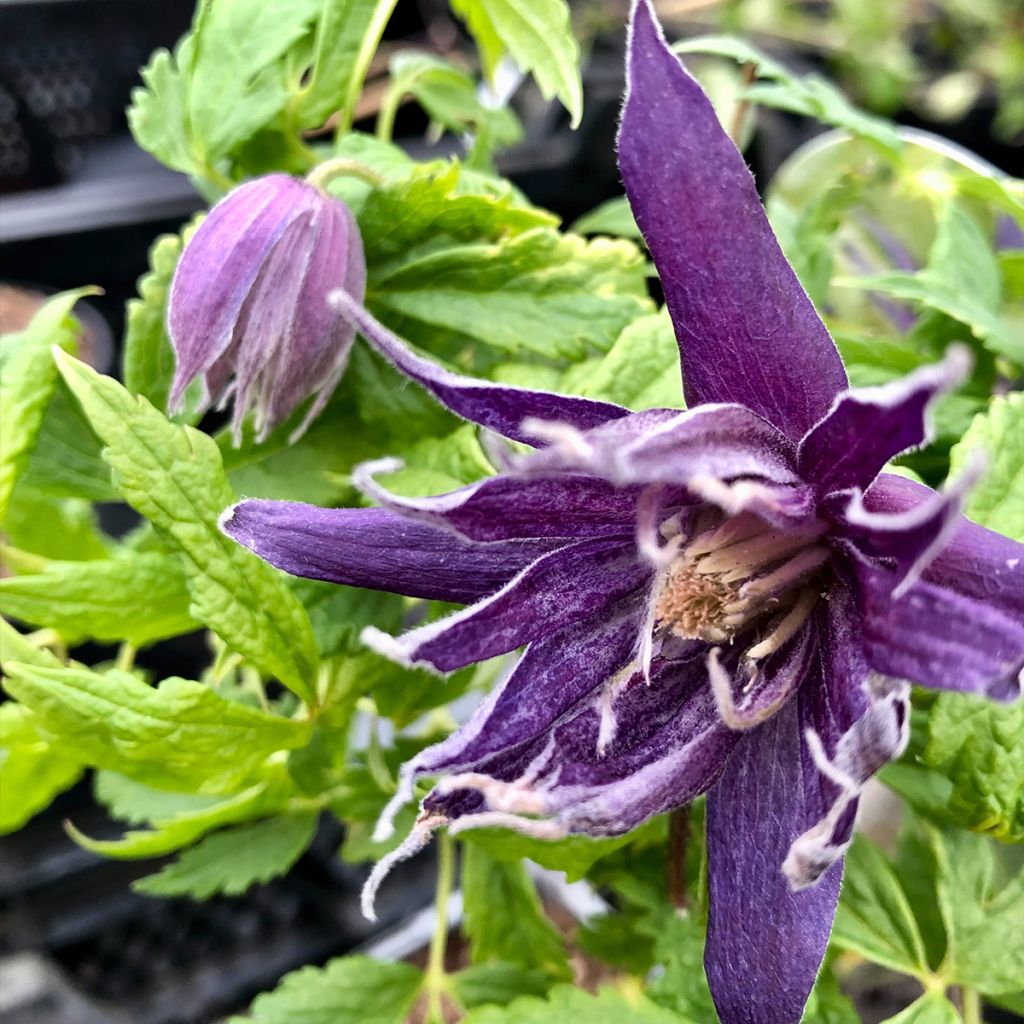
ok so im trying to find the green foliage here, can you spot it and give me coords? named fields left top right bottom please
left=133, top=813, right=318, bottom=897
left=461, top=843, right=571, bottom=982
left=645, top=912, right=717, bottom=1019
left=2, top=661, right=309, bottom=794
left=0, top=702, right=83, bottom=834
left=949, top=392, right=1024, bottom=541
left=449, top=0, right=582, bottom=127
left=881, top=994, right=960, bottom=1024
left=3, top=487, right=113, bottom=561
left=461, top=985, right=693, bottom=1024
left=55, top=352, right=319, bottom=703
left=0, top=288, right=97, bottom=520
left=0, top=551, right=198, bottom=647
left=451, top=963, right=551, bottom=1009
left=571, top=196, right=642, bottom=240
left=228, top=955, right=423, bottom=1024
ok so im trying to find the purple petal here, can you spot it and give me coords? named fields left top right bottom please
left=854, top=556, right=1024, bottom=701
left=364, top=537, right=648, bottom=673
left=618, top=0, right=846, bottom=440
left=355, top=463, right=642, bottom=542
left=798, top=347, right=970, bottom=495
left=857, top=473, right=1024, bottom=621
left=329, top=289, right=629, bottom=444
left=518, top=404, right=800, bottom=490
left=705, top=704, right=841, bottom=1024
left=221, top=500, right=557, bottom=603
left=830, top=460, right=983, bottom=597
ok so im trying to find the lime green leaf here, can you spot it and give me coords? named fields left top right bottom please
left=3, top=662, right=310, bottom=794
left=646, top=912, right=716, bottom=1019
left=0, top=617, right=65, bottom=669
left=450, top=0, right=505, bottom=82
left=453, top=0, right=581, bottom=127
left=571, top=196, right=642, bottom=239
left=930, top=827, right=1024, bottom=995
left=133, top=813, right=317, bottom=898
left=949, top=392, right=1024, bottom=542
left=0, top=551, right=198, bottom=647
left=229, top=955, right=422, bottom=1024
left=54, top=352, right=319, bottom=703
left=94, top=770, right=221, bottom=825
left=0, top=702, right=83, bottom=834
left=802, top=965, right=860, bottom=1023
left=0, top=288, right=97, bottom=520
left=124, top=219, right=202, bottom=417
left=581, top=311, right=683, bottom=410
left=128, top=41, right=196, bottom=175
left=675, top=35, right=902, bottom=157
left=462, top=843, right=571, bottom=981
left=461, top=985, right=693, bottom=1024
left=3, top=487, right=112, bottom=561
left=832, top=835, right=931, bottom=978
left=295, top=0, right=382, bottom=129
left=879, top=993, right=960, bottom=1024
left=451, top=963, right=550, bottom=1009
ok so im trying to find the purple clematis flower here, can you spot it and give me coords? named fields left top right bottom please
left=222, top=3, right=1024, bottom=1020
left=168, top=173, right=366, bottom=444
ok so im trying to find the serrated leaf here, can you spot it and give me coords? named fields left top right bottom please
left=127, top=41, right=196, bottom=175
left=94, top=770, right=221, bottom=826
left=879, top=993, right=959, bottom=1024
left=0, top=617, right=65, bottom=669
left=581, top=311, right=683, bottom=410
left=0, top=551, right=198, bottom=647
left=450, top=0, right=505, bottom=82
left=832, top=835, right=931, bottom=979
left=3, top=486, right=112, bottom=561
left=54, top=352, right=319, bottom=704
left=133, top=813, right=317, bottom=898
left=462, top=843, right=571, bottom=982
left=229, top=955, right=422, bottom=1024
left=123, top=219, right=202, bottom=416
left=0, top=702, right=82, bottom=833
left=0, top=288, right=97, bottom=520
left=451, top=963, right=550, bottom=1009
left=3, top=662, right=310, bottom=795
left=646, top=912, right=716, bottom=1019
left=461, top=984, right=693, bottom=1024
left=949, top=392, right=1024, bottom=542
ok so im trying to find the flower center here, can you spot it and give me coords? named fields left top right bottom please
left=654, top=512, right=831, bottom=647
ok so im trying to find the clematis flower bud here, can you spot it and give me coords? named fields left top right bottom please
left=167, top=173, right=366, bottom=443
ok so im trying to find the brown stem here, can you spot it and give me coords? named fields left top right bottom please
left=728, top=61, right=758, bottom=145
left=667, top=804, right=691, bottom=910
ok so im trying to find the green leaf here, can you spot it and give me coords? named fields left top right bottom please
left=571, top=196, right=642, bottom=240
left=94, top=770, right=222, bottom=825
left=450, top=0, right=505, bottom=82
left=133, top=813, right=317, bottom=897
left=461, top=843, right=571, bottom=982
left=581, top=311, right=683, bottom=410
left=452, top=0, right=582, bottom=128
left=802, top=965, right=860, bottom=1024
left=837, top=202, right=1022, bottom=363
left=0, top=288, right=97, bottom=520
left=0, top=702, right=82, bottom=834
left=0, top=551, right=198, bottom=647
left=123, top=219, right=202, bottom=416
left=229, top=955, right=422, bottom=1024
left=832, top=835, right=931, bottom=979
left=370, top=228, right=651, bottom=361
left=879, top=993, right=960, bottom=1024
left=54, top=352, right=319, bottom=704
left=646, top=912, right=717, bottom=1019
left=0, top=617, right=65, bottom=669
left=294, top=0, right=382, bottom=129
left=461, top=985, right=693, bottom=1024
left=128, top=40, right=196, bottom=175
left=675, top=35, right=902, bottom=157
left=3, top=662, right=310, bottom=794
left=3, top=487, right=112, bottom=561
left=949, top=392, right=1024, bottom=542
left=451, top=963, right=550, bottom=1009
left=930, top=827, right=1024, bottom=995
left=916, top=692, right=1024, bottom=841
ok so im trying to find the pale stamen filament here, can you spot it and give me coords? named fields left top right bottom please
left=698, top=522, right=828, bottom=578
left=741, top=546, right=832, bottom=599
left=685, top=511, right=769, bottom=557
left=745, top=587, right=819, bottom=661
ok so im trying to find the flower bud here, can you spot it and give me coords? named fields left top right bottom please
left=167, top=173, right=366, bottom=443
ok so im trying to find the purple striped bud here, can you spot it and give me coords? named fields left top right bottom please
left=167, top=173, right=366, bottom=443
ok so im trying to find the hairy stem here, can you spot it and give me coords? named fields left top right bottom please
left=306, top=158, right=385, bottom=191
left=668, top=804, right=691, bottom=910
left=425, top=830, right=455, bottom=1023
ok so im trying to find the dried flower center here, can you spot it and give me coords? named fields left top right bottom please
left=654, top=513, right=830, bottom=646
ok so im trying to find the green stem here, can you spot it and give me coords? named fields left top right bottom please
left=115, top=642, right=137, bottom=673
left=375, top=83, right=403, bottom=143
left=961, top=987, right=982, bottom=1024
left=424, top=831, right=455, bottom=1024
left=305, top=157, right=385, bottom=191
left=337, top=0, right=400, bottom=137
